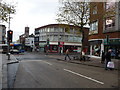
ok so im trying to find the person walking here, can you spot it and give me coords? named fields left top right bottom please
left=101, top=51, right=105, bottom=64
left=105, top=49, right=112, bottom=70
left=64, top=49, right=71, bottom=61
left=82, top=51, right=85, bottom=61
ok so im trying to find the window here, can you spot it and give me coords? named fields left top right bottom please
left=90, top=21, right=98, bottom=31
left=106, top=1, right=115, bottom=10
left=104, top=1, right=116, bottom=30
left=93, top=5, right=97, bottom=14
left=105, top=17, right=115, bottom=29
left=89, top=21, right=98, bottom=35
left=35, top=30, right=39, bottom=34
left=35, top=37, right=39, bottom=42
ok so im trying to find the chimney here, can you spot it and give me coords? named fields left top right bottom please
left=25, top=27, right=29, bottom=37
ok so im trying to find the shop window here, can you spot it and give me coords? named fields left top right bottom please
left=52, top=45, right=58, bottom=51
left=92, top=45, right=101, bottom=56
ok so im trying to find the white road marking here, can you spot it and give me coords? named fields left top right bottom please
left=40, top=60, right=53, bottom=65
left=64, top=69, right=104, bottom=85
left=22, top=60, right=53, bottom=65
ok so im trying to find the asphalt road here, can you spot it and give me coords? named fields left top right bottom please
left=13, top=52, right=118, bottom=88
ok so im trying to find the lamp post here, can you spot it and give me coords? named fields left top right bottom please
left=58, top=35, right=62, bottom=54
left=7, top=11, right=11, bottom=60
left=106, top=35, right=109, bottom=52
left=46, top=38, right=49, bottom=55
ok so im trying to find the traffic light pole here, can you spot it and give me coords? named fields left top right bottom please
left=7, top=12, right=11, bottom=60
left=7, top=41, right=10, bottom=60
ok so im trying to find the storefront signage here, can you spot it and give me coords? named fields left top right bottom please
left=60, top=42, right=64, bottom=45
left=59, top=42, right=64, bottom=47
left=104, top=39, right=120, bottom=45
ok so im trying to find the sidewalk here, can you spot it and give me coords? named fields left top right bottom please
left=0, top=54, right=19, bottom=89
left=46, top=53, right=120, bottom=70
left=0, top=54, right=2, bottom=90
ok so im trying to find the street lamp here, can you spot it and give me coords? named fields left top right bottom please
left=7, top=11, right=12, bottom=60
left=46, top=38, right=49, bottom=55
left=106, top=35, right=109, bottom=52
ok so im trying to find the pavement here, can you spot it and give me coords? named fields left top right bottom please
left=0, top=54, right=2, bottom=90
left=45, top=52, right=120, bottom=70
left=0, top=53, right=19, bottom=89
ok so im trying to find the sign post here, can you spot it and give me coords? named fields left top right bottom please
left=106, top=35, right=109, bottom=52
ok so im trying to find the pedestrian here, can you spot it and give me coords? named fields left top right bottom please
left=105, top=49, right=112, bottom=70
left=64, top=49, right=71, bottom=61
left=101, top=51, right=105, bottom=64
left=82, top=51, right=85, bottom=61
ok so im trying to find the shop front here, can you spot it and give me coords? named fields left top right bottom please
left=89, top=40, right=103, bottom=57
left=89, top=39, right=120, bottom=59
left=40, top=41, right=81, bottom=54
left=104, top=38, right=120, bottom=59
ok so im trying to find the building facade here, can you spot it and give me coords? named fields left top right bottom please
left=35, top=24, right=89, bottom=53
left=19, top=27, right=30, bottom=49
left=25, top=34, right=35, bottom=51
left=0, top=25, right=6, bottom=44
left=89, top=2, right=120, bottom=59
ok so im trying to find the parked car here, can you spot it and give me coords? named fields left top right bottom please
left=10, top=49, right=20, bottom=54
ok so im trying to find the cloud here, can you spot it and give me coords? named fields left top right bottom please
left=4, top=0, right=59, bottom=41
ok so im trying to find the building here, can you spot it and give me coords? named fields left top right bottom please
left=35, top=24, right=89, bottom=53
left=19, top=27, right=29, bottom=49
left=0, top=25, right=6, bottom=44
left=89, top=2, right=120, bottom=59
left=25, top=34, right=35, bottom=51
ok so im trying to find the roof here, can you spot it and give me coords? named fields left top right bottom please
left=35, top=24, right=89, bottom=30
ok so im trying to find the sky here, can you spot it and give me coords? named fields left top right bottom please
left=2, top=0, right=59, bottom=41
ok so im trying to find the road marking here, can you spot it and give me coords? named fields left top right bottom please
left=63, top=69, right=104, bottom=85
left=40, top=60, right=53, bottom=65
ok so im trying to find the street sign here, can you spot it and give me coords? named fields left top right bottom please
left=60, top=42, right=64, bottom=45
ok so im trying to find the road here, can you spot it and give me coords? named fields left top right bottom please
left=13, top=52, right=118, bottom=88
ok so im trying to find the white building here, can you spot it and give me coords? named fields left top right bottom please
left=35, top=24, right=89, bottom=53
left=25, top=34, right=34, bottom=51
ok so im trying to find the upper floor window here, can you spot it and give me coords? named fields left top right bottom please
left=89, top=20, right=98, bottom=35
left=105, top=1, right=115, bottom=10
left=35, top=30, right=39, bottom=34
left=105, top=17, right=115, bottom=29
left=90, top=21, right=98, bottom=31
left=93, top=5, right=97, bottom=14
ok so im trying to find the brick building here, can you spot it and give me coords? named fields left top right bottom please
left=89, top=2, right=120, bottom=59
left=19, top=27, right=29, bottom=49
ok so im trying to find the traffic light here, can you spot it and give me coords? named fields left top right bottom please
left=7, top=30, right=13, bottom=42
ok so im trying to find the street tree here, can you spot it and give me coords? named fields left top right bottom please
left=56, top=0, right=90, bottom=54
left=0, top=0, right=16, bottom=22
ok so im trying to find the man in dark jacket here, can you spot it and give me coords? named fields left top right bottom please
left=105, top=49, right=112, bottom=70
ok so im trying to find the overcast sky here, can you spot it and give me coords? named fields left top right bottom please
left=3, top=0, right=59, bottom=41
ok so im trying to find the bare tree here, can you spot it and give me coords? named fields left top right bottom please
left=56, top=0, right=90, bottom=55
left=0, top=0, right=16, bottom=22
